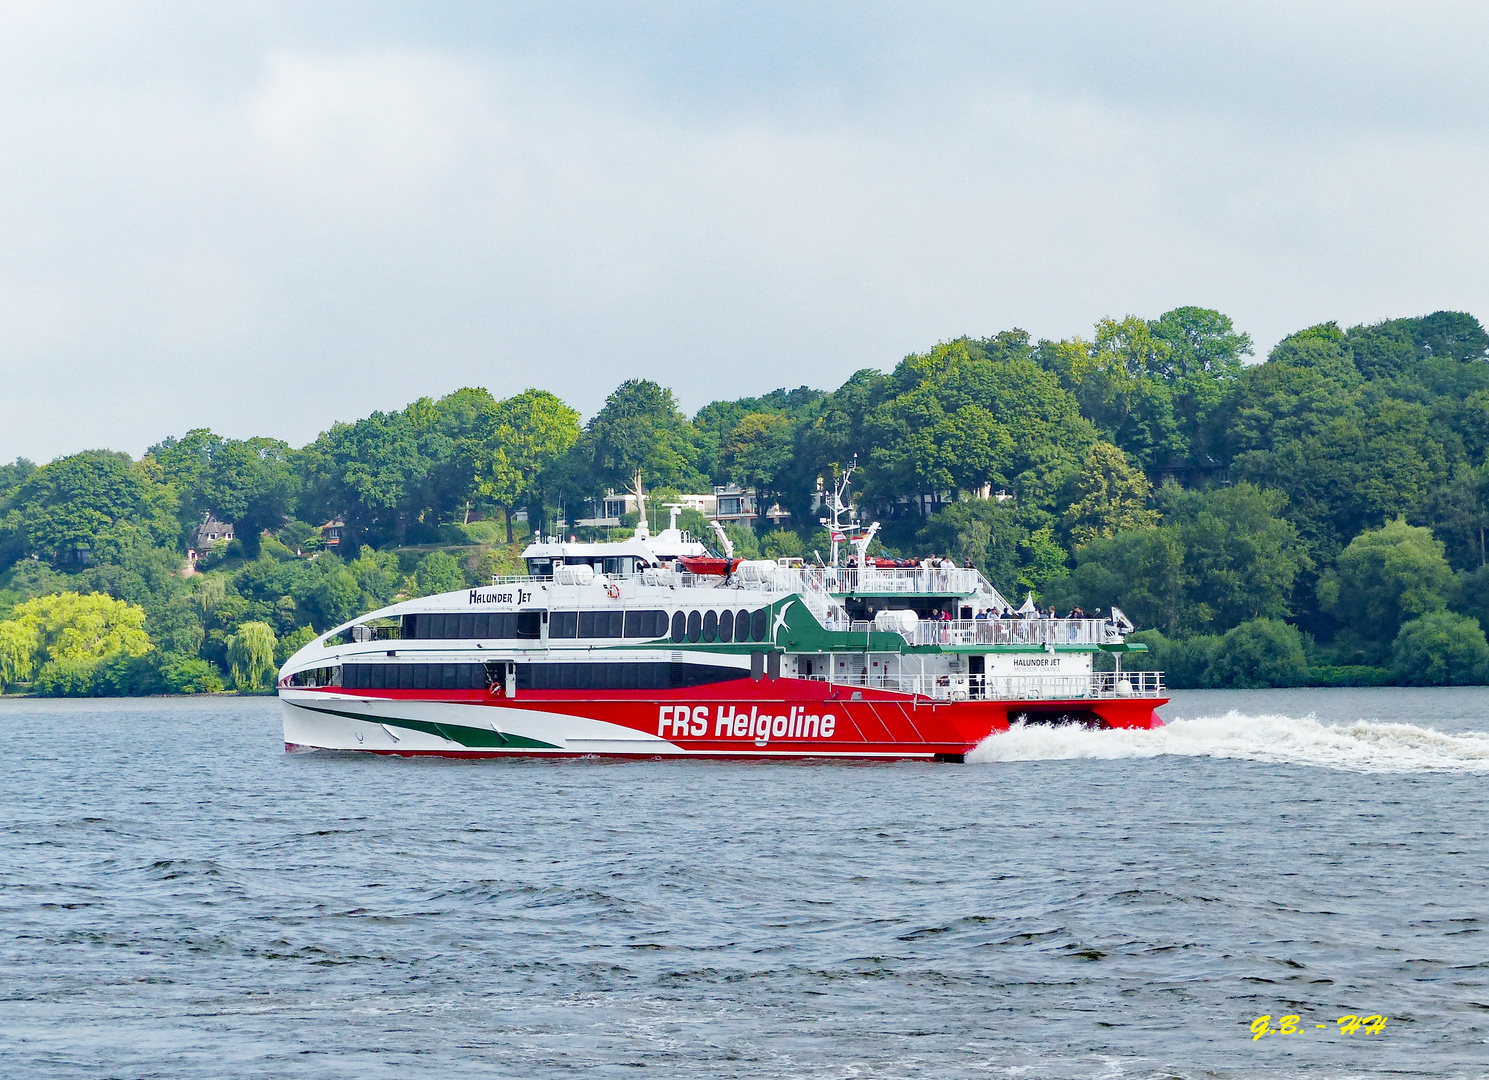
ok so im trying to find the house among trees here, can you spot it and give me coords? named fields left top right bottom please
left=319, top=518, right=345, bottom=550
left=578, top=490, right=716, bottom=527
left=713, top=485, right=791, bottom=527
left=193, top=513, right=234, bottom=549
left=186, top=512, right=233, bottom=565
left=577, top=486, right=792, bottom=529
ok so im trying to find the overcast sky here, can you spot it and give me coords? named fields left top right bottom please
left=2, top=1, right=1487, bottom=462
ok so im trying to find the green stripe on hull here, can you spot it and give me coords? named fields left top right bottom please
left=295, top=702, right=562, bottom=750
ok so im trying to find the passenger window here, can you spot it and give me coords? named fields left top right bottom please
left=671, top=611, right=686, bottom=642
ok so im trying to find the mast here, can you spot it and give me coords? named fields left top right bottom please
left=819, top=458, right=876, bottom=568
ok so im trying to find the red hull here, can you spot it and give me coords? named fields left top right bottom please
left=298, top=677, right=1165, bottom=759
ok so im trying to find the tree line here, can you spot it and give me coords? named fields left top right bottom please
left=4, top=306, right=1489, bottom=694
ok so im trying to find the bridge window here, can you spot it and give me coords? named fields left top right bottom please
left=286, top=665, right=340, bottom=688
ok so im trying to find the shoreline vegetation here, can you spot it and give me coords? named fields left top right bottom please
left=5, top=307, right=1489, bottom=696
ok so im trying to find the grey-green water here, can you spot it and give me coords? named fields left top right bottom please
left=2, top=688, right=1487, bottom=1077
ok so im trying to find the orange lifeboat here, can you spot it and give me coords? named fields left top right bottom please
left=678, top=555, right=741, bottom=577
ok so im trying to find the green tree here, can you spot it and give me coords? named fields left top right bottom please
left=0, top=619, right=38, bottom=689
left=1205, top=618, right=1309, bottom=688
left=853, top=338, right=1087, bottom=514
left=721, top=412, right=798, bottom=517
left=275, top=624, right=318, bottom=665
left=1317, top=519, right=1453, bottom=643
left=571, top=380, right=706, bottom=497
left=1058, top=527, right=1188, bottom=630
left=349, top=549, right=400, bottom=610
left=312, top=565, right=362, bottom=628
left=34, top=655, right=104, bottom=696
left=918, top=500, right=1027, bottom=597
left=1391, top=611, right=1489, bottom=685
left=160, top=654, right=226, bottom=693
left=227, top=621, right=278, bottom=691
left=191, top=437, right=296, bottom=558
left=413, top=551, right=464, bottom=597
left=1156, top=482, right=1311, bottom=628
left=8, top=591, right=152, bottom=664
left=1062, top=442, right=1157, bottom=544
left=0, top=451, right=178, bottom=568
left=761, top=529, right=806, bottom=560
left=479, top=389, right=580, bottom=542
left=694, top=386, right=823, bottom=488
left=300, top=410, right=429, bottom=548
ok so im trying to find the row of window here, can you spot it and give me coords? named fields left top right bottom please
left=551, top=609, right=669, bottom=639
left=671, top=608, right=770, bottom=644
left=405, top=612, right=542, bottom=640
left=343, top=662, right=490, bottom=690
left=297, top=661, right=751, bottom=692
left=518, top=662, right=747, bottom=691
left=397, top=607, right=772, bottom=644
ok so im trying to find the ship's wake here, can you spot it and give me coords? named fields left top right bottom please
left=967, top=710, right=1489, bottom=773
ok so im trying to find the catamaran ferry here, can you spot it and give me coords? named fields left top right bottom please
left=277, top=476, right=1166, bottom=760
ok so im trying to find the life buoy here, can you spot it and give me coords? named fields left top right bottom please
left=605, top=582, right=621, bottom=600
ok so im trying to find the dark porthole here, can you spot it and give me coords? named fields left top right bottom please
left=751, top=608, right=769, bottom=642
left=686, top=610, right=702, bottom=643
left=671, top=610, right=687, bottom=643
left=702, top=609, right=718, bottom=642
left=736, top=610, right=751, bottom=640
left=719, top=609, right=734, bottom=642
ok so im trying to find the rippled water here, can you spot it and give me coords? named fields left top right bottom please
left=2, top=688, right=1488, bottom=1078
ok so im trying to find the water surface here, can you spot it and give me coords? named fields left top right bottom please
left=2, top=689, right=1487, bottom=1078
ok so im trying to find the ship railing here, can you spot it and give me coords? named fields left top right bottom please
left=910, top=618, right=1117, bottom=647
left=846, top=617, right=1121, bottom=648
left=801, top=669, right=1165, bottom=701
left=804, top=566, right=990, bottom=596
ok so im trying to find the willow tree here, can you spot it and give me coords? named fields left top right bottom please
left=227, top=621, right=278, bottom=692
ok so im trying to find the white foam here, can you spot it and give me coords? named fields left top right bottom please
left=966, top=710, right=1489, bottom=773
